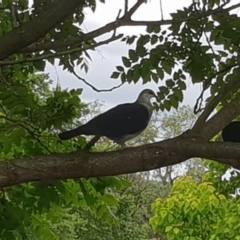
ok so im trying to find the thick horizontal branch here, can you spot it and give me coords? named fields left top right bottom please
left=18, top=2, right=240, bottom=55
left=1, top=137, right=240, bottom=188
left=0, top=0, right=84, bottom=60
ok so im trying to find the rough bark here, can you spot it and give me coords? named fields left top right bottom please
left=0, top=138, right=240, bottom=188
left=0, top=0, right=84, bottom=60
left=0, top=83, right=240, bottom=188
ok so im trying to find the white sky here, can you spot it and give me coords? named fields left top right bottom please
left=45, top=0, right=239, bottom=109
left=45, top=0, right=199, bottom=109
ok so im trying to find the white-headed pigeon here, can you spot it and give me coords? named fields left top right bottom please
left=58, top=89, right=157, bottom=147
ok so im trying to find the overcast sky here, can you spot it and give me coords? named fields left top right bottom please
left=45, top=0, right=238, bottom=110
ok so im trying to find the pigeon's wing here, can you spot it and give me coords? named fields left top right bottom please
left=83, top=103, right=151, bottom=138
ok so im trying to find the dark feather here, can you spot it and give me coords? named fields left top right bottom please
left=222, top=121, right=240, bottom=143
left=59, top=103, right=150, bottom=141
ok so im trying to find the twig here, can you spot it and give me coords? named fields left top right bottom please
left=112, top=10, right=122, bottom=37
left=10, top=2, right=18, bottom=28
left=193, top=63, right=237, bottom=114
left=204, top=32, right=215, bottom=55
left=194, top=89, right=205, bottom=115
left=18, top=2, right=240, bottom=55
left=124, top=0, right=128, bottom=15
left=126, top=0, right=146, bottom=18
left=83, top=136, right=100, bottom=151
left=72, top=68, right=124, bottom=92
left=159, top=0, right=164, bottom=20
left=0, top=35, right=123, bottom=66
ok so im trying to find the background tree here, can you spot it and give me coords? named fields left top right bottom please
left=150, top=173, right=240, bottom=240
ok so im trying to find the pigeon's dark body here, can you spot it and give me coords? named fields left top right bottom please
left=58, top=89, right=157, bottom=147
left=59, top=103, right=151, bottom=145
left=222, top=121, right=240, bottom=143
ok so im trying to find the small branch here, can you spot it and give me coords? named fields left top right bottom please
left=72, top=68, right=124, bottom=92
left=126, top=0, right=146, bottom=18
left=0, top=35, right=123, bottom=66
left=200, top=93, right=240, bottom=140
left=124, top=0, right=128, bottom=15
left=3, top=0, right=240, bottom=59
left=112, top=10, right=122, bottom=37
left=193, top=89, right=205, bottom=114
left=159, top=0, right=164, bottom=20
left=83, top=136, right=100, bottom=151
left=201, top=63, right=237, bottom=94
left=19, top=19, right=173, bottom=54
left=193, top=65, right=239, bottom=131
left=0, top=0, right=86, bottom=60
left=204, top=32, right=215, bottom=55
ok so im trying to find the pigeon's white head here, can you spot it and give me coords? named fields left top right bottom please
left=137, top=89, right=157, bottom=108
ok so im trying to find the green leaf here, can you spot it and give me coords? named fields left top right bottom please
left=120, top=72, right=126, bottom=82
left=122, top=57, right=131, bottom=68
left=151, top=35, right=158, bottom=45
left=178, top=81, right=186, bottom=90
left=111, top=71, right=120, bottom=79
left=137, top=46, right=147, bottom=57
left=102, top=194, right=118, bottom=206
left=165, top=225, right=173, bottom=232
left=169, top=95, right=179, bottom=109
left=126, top=36, right=137, bottom=45
left=152, top=72, right=158, bottom=83
left=133, top=67, right=140, bottom=83
left=159, top=86, right=169, bottom=95
left=173, top=227, right=180, bottom=234
left=166, top=79, right=175, bottom=88
left=157, top=68, right=164, bottom=80
left=128, top=49, right=138, bottom=62
left=163, top=100, right=171, bottom=111
left=162, top=61, right=172, bottom=75
left=116, top=66, right=124, bottom=72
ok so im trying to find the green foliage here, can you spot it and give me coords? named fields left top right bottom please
left=150, top=176, right=240, bottom=240
left=0, top=0, right=240, bottom=239
left=0, top=71, right=130, bottom=238
left=0, top=72, right=86, bottom=158
left=204, top=160, right=240, bottom=199
left=112, top=0, right=240, bottom=112
left=0, top=70, right=163, bottom=239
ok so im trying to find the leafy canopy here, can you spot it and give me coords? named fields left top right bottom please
left=0, top=0, right=240, bottom=239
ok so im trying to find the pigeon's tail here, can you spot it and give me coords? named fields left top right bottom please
left=58, top=126, right=92, bottom=140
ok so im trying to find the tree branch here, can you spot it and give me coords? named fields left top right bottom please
left=126, top=0, right=146, bottom=18
left=193, top=68, right=240, bottom=133
left=0, top=34, right=123, bottom=66
left=201, top=94, right=240, bottom=140
left=193, top=64, right=238, bottom=114
left=71, top=68, right=124, bottom=92
left=1, top=137, right=240, bottom=188
left=17, top=1, right=240, bottom=55
left=0, top=0, right=85, bottom=60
